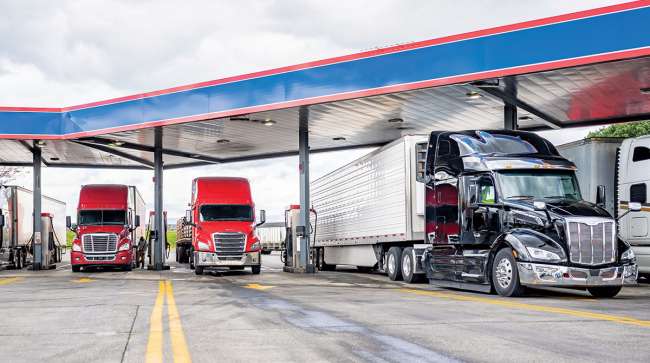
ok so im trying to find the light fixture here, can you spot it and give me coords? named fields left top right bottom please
left=640, top=87, right=650, bottom=95
left=113, top=140, right=125, bottom=146
left=217, top=139, right=230, bottom=144
left=466, top=91, right=482, bottom=99
left=333, top=137, right=346, bottom=141
left=518, top=115, right=532, bottom=121
left=229, top=116, right=251, bottom=122
left=388, top=118, right=404, bottom=123
left=263, top=119, right=276, bottom=126
left=35, top=140, right=46, bottom=147
left=50, top=157, right=60, bottom=161
left=190, top=154, right=201, bottom=158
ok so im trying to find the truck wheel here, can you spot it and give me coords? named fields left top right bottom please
left=189, top=249, right=195, bottom=270
left=124, top=264, right=133, bottom=272
left=401, top=247, right=418, bottom=283
left=195, top=266, right=204, bottom=275
left=72, top=265, right=81, bottom=272
left=251, top=265, right=261, bottom=275
left=175, top=246, right=181, bottom=262
left=492, top=248, right=526, bottom=297
left=387, top=247, right=403, bottom=281
left=587, top=286, right=622, bottom=298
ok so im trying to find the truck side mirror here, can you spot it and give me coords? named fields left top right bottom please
left=134, top=215, right=140, bottom=228
left=257, top=210, right=266, bottom=227
left=66, top=216, right=72, bottom=228
left=596, top=185, right=606, bottom=207
left=0, top=214, right=4, bottom=227
left=185, top=209, right=192, bottom=223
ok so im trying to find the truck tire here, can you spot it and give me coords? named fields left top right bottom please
left=72, top=265, right=81, bottom=272
left=492, top=248, right=526, bottom=297
left=195, top=266, right=204, bottom=275
left=251, top=265, right=261, bottom=275
left=14, top=250, right=22, bottom=269
left=175, top=246, right=181, bottom=262
left=124, top=264, right=133, bottom=272
left=387, top=247, right=403, bottom=281
left=587, top=286, right=622, bottom=298
left=401, top=247, right=418, bottom=283
left=190, top=249, right=195, bottom=270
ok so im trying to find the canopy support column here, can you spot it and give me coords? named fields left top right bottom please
left=153, top=127, right=166, bottom=271
left=32, top=142, right=42, bottom=271
left=298, top=106, right=314, bottom=273
left=504, top=77, right=517, bottom=130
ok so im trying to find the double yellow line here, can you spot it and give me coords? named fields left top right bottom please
left=146, top=280, right=192, bottom=363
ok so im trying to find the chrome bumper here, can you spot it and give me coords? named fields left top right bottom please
left=517, top=262, right=638, bottom=287
left=195, top=251, right=260, bottom=267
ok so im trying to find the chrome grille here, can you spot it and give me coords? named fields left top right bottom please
left=566, top=219, right=616, bottom=265
left=82, top=233, right=118, bottom=253
left=213, top=232, right=246, bottom=259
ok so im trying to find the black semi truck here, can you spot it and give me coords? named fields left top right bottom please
left=419, top=130, right=638, bottom=297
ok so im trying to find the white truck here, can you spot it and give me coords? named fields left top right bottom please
left=0, top=185, right=66, bottom=269
left=311, top=135, right=429, bottom=282
left=255, top=222, right=285, bottom=254
left=558, top=135, right=650, bottom=279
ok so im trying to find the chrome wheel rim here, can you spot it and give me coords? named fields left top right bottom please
left=402, top=254, right=411, bottom=278
left=496, top=258, right=513, bottom=289
left=388, top=254, right=396, bottom=276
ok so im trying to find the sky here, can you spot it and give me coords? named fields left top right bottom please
left=0, top=0, right=625, bottom=222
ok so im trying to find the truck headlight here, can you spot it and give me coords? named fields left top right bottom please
left=526, top=247, right=562, bottom=262
left=197, top=241, right=210, bottom=251
left=72, top=244, right=82, bottom=252
left=621, top=248, right=636, bottom=263
left=250, top=241, right=260, bottom=251
left=118, top=243, right=131, bottom=251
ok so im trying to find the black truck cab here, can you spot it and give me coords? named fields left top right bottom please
left=421, top=130, right=638, bottom=297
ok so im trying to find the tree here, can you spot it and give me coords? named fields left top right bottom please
left=0, top=167, right=24, bottom=185
left=587, top=120, right=650, bottom=138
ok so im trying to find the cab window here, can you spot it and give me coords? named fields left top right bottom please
left=478, top=178, right=496, bottom=204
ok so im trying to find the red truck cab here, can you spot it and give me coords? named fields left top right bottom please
left=67, top=184, right=146, bottom=272
left=185, top=177, right=265, bottom=275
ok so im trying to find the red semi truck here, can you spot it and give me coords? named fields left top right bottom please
left=178, top=177, right=265, bottom=275
left=67, top=184, right=146, bottom=272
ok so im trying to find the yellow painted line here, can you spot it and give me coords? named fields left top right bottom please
left=165, top=280, right=192, bottom=363
left=72, top=278, right=95, bottom=283
left=243, top=283, right=274, bottom=291
left=145, top=281, right=165, bottom=363
left=401, top=288, right=650, bottom=328
left=0, top=277, right=23, bottom=286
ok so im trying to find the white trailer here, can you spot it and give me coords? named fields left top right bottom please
left=255, top=222, right=285, bottom=254
left=311, top=135, right=428, bottom=281
left=558, top=135, right=650, bottom=278
left=0, top=185, right=66, bottom=269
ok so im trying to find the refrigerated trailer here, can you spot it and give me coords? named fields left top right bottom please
left=0, top=185, right=66, bottom=269
left=558, top=136, right=650, bottom=278
left=255, top=222, right=285, bottom=254
left=312, top=135, right=429, bottom=282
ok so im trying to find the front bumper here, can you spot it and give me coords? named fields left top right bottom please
left=71, top=251, right=132, bottom=266
left=517, top=262, right=638, bottom=287
left=195, top=251, right=260, bottom=267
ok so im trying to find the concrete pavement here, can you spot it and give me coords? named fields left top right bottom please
left=1, top=253, right=649, bottom=362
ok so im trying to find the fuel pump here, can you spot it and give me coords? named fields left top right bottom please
left=39, top=213, right=63, bottom=269
left=282, top=204, right=317, bottom=272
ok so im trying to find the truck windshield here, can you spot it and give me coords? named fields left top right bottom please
left=497, top=171, right=582, bottom=201
left=78, top=210, right=126, bottom=225
left=200, top=205, right=253, bottom=221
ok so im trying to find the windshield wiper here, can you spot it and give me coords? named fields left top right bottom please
left=507, top=195, right=534, bottom=200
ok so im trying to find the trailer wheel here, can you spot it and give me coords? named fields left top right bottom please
left=251, top=265, right=261, bottom=275
left=72, top=265, right=81, bottom=272
left=401, top=247, right=418, bottom=283
left=189, top=248, right=195, bottom=270
left=587, top=286, right=622, bottom=298
left=387, top=247, right=403, bottom=281
left=492, top=248, right=525, bottom=297
left=14, top=250, right=22, bottom=269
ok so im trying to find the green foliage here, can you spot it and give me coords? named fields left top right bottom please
left=166, top=230, right=177, bottom=248
left=587, top=121, right=650, bottom=138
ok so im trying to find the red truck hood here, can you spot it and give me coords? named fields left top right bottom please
left=77, top=225, right=129, bottom=238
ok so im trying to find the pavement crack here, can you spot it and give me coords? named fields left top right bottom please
left=121, top=304, right=140, bottom=363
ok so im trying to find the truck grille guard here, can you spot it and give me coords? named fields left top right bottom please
left=564, top=217, right=616, bottom=266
